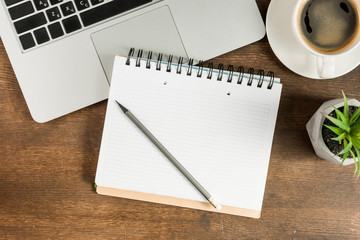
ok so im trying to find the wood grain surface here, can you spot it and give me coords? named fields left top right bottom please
left=1, top=1, right=360, bottom=239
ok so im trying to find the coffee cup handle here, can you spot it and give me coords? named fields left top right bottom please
left=316, top=56, right=335, bottom=79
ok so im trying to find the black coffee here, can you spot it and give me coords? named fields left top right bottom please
left=298, top=0, right=359, bottom=53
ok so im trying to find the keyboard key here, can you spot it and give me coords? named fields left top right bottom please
left=46, top=7, right=61, bottom=21
left=5, top=0, right=24, bottom=6
left=60, top=1, right=75, bottom=16
left=34, top=27, right=50, bottom=44
left=8, top=1, right=34, bottom=20
left=33, top=0, right=49, bottom=10
left=14, top=12, right=47, bottom=34
left=48, top=22, right=64, bottom=39
left=80, top=0, right=152, bottom=27
left=19, top=32, right=35, bottom=50
left=62, top=15, right=82, bottom=33
left=90, top=0, right=103, bottom=6
left=50, top=0, right=62, bottom=5
left=74, top=0, right=90, bottom=11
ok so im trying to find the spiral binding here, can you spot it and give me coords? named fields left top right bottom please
left=217, top=64, right=224, bottom=81
left=187, top=59, right=194, bottom=76
left=177, top=57, right=184, bottom=74
left=146, top=51, right=152, bottom=69
left=197, top=61, right=204, bottom=77
left=166, top=55, right=173, bottom=72
left=156, top=53, right=163, bottom=71
left=126, top=48, right=275, bottom=89
left=207, top=62, right=213, bottom=79
left=227, top=65, right=234, bottom=83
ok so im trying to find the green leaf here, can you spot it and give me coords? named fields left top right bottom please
left=335, top=108, right=340, bottom=120
left=341, top=150, right=349, bottom=165
left=351, top=130, right=360, bottom=140
left=353, top=118, right=360, bottom=127
left=351, top=120, right=360, bottom=133
left=349, top=107, right=360, bottom=126
left=350, top=150, right=358, bottom=176
left=324, top=125, right=344, bottom=135
left=355, top=132, right=360, bottom=139
left=341, top=139, right=349, bottom=165
left=325, top=115, right=350, bottom=132
left=355, top=147, right=360, bottom=179
left=332, top=105, right=348, bottom=124
left=351, top=137, right=360, bottom=149
left=342, top=91, right=349, bottom=123
left=331, top=132, right=346, bottom=141
left=339, top=140, right=353, bottom=156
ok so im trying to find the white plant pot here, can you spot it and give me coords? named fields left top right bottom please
left=306, top=98, right=360, bottom=165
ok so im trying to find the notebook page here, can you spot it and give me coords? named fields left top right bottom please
left=95, top=55, right=282, bottom=213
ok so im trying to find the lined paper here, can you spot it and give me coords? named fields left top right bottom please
left=95, top=55, right=282, bottom=217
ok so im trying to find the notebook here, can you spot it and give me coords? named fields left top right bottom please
left=95, top=49, right=282, bottom=218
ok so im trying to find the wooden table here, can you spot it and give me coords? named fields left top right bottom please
left=1, top=1, right=360, bottom=239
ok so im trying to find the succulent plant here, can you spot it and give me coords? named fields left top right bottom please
left=323, top=91, right=360, bottom=178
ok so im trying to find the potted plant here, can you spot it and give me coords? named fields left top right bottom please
left=306, top=91, right=360, bottom=177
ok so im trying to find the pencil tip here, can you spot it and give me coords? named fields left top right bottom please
left=115, top=100, right=128, bottom=113
left=208, top=197, right=222, bottom=211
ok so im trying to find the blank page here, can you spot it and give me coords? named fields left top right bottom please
left=95, top=55, right=282, bottom=218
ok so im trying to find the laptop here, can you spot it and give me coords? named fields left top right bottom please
left=0, top=0, right=265, bottom=123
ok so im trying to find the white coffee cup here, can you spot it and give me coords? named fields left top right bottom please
left=292, top=0, right=360, bottom=79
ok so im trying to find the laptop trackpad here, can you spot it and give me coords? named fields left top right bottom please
left=91, top=6, right=188, bottom=83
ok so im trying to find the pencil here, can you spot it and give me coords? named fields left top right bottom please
left=115, top=100, right=222, bottom=211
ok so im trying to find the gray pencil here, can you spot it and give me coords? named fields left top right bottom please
left=115, top=101, right=222, bottom=210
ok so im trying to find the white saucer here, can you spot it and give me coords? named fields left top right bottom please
left=266, top=0, right=360, bottom=79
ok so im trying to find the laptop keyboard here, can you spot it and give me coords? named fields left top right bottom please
left=4, top=0, right=152, bottom=50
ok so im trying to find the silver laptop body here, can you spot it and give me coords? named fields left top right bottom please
left=0, top=0, right=265, bottom=122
